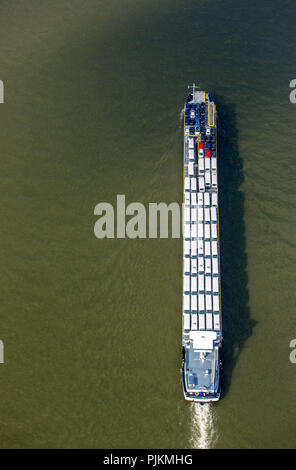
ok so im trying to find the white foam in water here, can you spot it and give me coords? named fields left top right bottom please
left=189, top=403, right=218, bottom=449
left=180, top=106, right=185, bottom=122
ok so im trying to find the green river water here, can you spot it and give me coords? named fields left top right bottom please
left=0, top=0, right=296, bottom=448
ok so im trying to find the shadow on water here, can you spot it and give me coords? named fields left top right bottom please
left=212, top=94, right=257, bottom=398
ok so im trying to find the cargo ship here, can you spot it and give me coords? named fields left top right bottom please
left=181, top=84, right=222, bottom=403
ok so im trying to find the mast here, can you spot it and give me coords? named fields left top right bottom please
left=187, top=82, right=200, bottom=100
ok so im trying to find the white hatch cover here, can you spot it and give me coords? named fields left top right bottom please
left=189, top=330, right=218, bottom=350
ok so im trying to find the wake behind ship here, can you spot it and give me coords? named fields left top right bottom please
left=181, top=85, right=222, bottom=403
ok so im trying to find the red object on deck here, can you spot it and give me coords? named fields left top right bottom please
left=206, top=150, right=211, bottom=158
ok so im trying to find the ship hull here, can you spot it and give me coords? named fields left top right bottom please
left=181, top=87, right=222, bottom=403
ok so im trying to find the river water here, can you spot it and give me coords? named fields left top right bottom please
left=0, top=0, right=295, bottom=448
